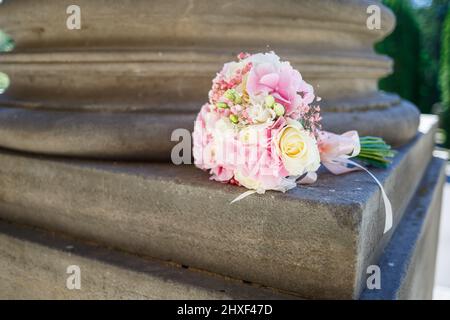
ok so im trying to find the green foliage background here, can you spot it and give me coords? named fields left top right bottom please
left=376, top=0, right=450, bottom=147
left=441, top=8, right=450, bottom=146
left=376, top=0, right=422, bottom=107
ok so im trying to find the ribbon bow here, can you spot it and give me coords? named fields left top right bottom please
left=317, top=131, right=393, bottom=234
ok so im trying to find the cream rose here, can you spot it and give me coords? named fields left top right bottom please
left=275, top=118, right=321, bottom=176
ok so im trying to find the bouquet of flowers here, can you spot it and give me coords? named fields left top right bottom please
left=193, top=52, right=394, bottom=232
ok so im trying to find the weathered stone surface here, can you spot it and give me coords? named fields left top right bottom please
left=0, top=51, right=393, bottom=109
left=0, top=0, right=395, bottom=53
left=0, top=95, right=419, bottom=160
left=322, top=99, right=420, bottom=147
left=0, top=220, right=293, bottom=299
left=0, top=106, right=195, bottom=160
left=0, top=0, right=420, bottom=159
left=0, top=116, right=438, bottom=299
left=0, top=0, right=395, bottom=106
left=0, top=1, right=441, bottom=300
left=360, top=157, right=446, bottom=300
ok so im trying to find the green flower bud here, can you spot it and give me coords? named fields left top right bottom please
left=265, top=95, right=275, bottom=108
left=229, top=114, right=239, bottom=124
left=234, top=94, right=242, bottom=104
left=217, top=102, right=229, bottom=109
left=273, top=103, right=285, bottom=117
left=224, top=89, right=236, bottom=101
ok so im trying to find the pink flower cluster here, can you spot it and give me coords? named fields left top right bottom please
left=193, top=52, right=323, bottom=193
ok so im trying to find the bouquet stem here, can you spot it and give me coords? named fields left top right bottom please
left=356, top=137, right=396, bottom=168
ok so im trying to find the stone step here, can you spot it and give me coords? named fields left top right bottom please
left=0, top=219, right=293, bottom=299
left=360, top=156, right=446, bottom=300
left=0, top=116, right=438, bottom=299
left=0, top=158, right=444, bottom=299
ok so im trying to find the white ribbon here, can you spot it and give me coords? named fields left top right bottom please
left=332, top=158, right=393, bottom=234
left=230, top=160, right=393, bottom=234
left=230, top=190, right=257, bottom=204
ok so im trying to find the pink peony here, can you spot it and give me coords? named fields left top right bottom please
left=246, top=60, right=314, bottom=117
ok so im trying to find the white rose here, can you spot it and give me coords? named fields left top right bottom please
left=275, top=118, right=321, bottom=176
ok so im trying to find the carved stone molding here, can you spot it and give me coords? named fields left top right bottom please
left=0, top=0, right=420, bottom=159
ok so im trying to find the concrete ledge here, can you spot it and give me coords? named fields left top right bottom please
left=0, top=220, right=293, bottom=299
left=0, top=116, right=437, bottom=298
left=1, top=158, right=443, bottom=300
left=360, top=157, right=446, bottom=300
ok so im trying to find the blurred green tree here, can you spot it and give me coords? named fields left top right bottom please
left=377, top=0, right=450, bottom=147
left=415, top=0, right=449, bottom=113
left=441, top=8, right=450, bottom=147
left=376, top=0, right=422, bottom=107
